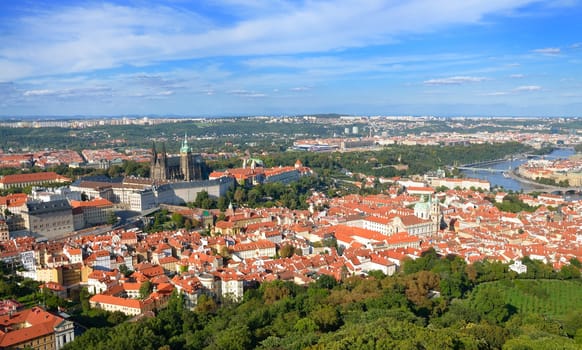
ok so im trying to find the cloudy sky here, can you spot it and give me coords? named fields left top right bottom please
left=0, top=0, right=581, bottom=117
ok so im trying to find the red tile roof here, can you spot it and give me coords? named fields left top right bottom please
left=0, top=172, right=70, bottom=185
left=0, top=307, right=65, bottom=347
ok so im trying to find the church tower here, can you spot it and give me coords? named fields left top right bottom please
left=429, top=194, right=440, bottom=224
left=151, top=141, right=168, bottom=181
left=180, top=133, right=193, bottom=181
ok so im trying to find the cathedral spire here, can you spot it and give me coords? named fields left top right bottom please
left=180, top=133, right=191, bottom=153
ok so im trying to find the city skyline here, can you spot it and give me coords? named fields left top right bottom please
left=1, top=0, right=581, bottom=117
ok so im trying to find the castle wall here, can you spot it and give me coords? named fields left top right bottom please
left=154, top=177, right=234, bottom=205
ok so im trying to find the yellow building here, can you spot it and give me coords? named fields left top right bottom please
left=0, top=307, right=74, bottom=350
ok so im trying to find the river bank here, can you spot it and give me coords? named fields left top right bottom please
left=460, top=148, right=575, bottom=192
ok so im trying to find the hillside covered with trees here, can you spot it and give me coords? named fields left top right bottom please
left=63, top=249, right=582, bottom=350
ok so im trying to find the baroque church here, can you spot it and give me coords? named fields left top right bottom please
left=414, top=194, right=442, bottom=235
left=150, top=135, right=205, bottom=182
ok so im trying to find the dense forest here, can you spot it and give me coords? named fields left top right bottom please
left=62, top=250, right=582, bottom=350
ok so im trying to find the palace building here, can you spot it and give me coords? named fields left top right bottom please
left=150, top=135, right=205, bottom=182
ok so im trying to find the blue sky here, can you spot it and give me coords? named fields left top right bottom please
left=0, top=0, right=581, bottom=117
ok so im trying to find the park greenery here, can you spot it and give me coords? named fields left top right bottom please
left=60, top=249, right=582, bottom=350
left=488, top=193, right=539, bottom=213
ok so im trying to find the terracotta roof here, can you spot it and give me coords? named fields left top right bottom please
left=90, top=294, right=143, bottom=309
left=0, top=172, right=70, bottom=185
left=70, top=198, right=114, bottom=208
left=0, top=307, right=65, bottom=347
left=0, top=193, right=28, bottom=207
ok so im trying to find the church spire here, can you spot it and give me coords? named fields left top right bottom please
left=180, top=133, right=191, bottom=153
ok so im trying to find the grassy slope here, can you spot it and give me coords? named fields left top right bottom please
left=470, top=279, right=582, bottom=318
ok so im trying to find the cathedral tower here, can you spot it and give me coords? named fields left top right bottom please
left=180, top=133, right=194, bottom=181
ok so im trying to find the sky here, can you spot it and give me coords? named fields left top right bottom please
left=0, top=0, right=581, bottom=117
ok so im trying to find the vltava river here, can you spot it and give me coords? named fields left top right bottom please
left=460, top=148, right=575, bottom=192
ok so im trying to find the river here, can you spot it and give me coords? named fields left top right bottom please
left=460, top=148, right=576, bottom=192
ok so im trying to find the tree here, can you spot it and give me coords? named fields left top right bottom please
left=107, top=311, right=127, bottom=325
left=314, top=274, right=338, bottom=290
left=234, top=188, right=245, bottom=204
left=310, top=305, right=341, bottom=332
left=570, top=258, right=582, bottom=269
left=171, top=213, right=185, bottom=228
left=279, top=244, right=295, bottom=258
left=261, top=280, right=291, bottom=304
left=139, top=280, right=152, bottom=299
left=558, top=264, right=581, bottom=280
left=184, top=219, right=192, bottom=231
left=106, top=210, right=118, bottom=225
left=196, top=294, right=217, bottom=314
left=473, top=287, right=512, bottom=324
left=207, top=325, right=252, bottom=350
left=217, top=196, right=228, bottom=211
left=80, top=287, right=91, bottom=313
left=119, top=264, right=132, bottom=277
left=404, top=270, right=440, bottom=308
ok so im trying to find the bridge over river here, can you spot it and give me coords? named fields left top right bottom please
left=456, top=148, right=579, bottom=194
left=456, top=166, right=506, bottom=173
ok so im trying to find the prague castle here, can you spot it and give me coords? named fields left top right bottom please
left=151, top=135, right=205, bottom=182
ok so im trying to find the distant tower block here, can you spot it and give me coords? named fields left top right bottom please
left=344, top=127, right=350, bottom=134
left=352, top=126, right=359, bottom=134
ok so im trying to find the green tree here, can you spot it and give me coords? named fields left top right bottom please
left=473, top=287, right=512, bottom=324
left=207, top=325, right=252, bottom=350
left=119, top=264, right=132, bottom=277
left=310, top=305, right=342, bottom=332
left=171, top=212, right=185, bottom=228
left=106, top=210, right=118, bottom=225
left=558, top=264, right=581, bottom=280
left=107, top=311, right=127, bottom=325
left=569, top=258, right=581, bottom=269
left=80, top=287, right=91, bottom=313
left=314, top=274, right=338, bottom=290
left=139, top=280, right=152, bottom=299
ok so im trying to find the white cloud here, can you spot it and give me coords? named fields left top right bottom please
left=514, top=85, right=542, bottom=92
left=509, top=74, right=524, bottom=78
left=290, top=87, right=311, bottom=92
left=23, top=86, right=111, bottom=98
left=227, top=89, right=266, bottom=97
left=156, top=90, right=175, bottom=96
left=483, top=91, right=509, bottom=96
left=532, top=47, right=561, bottom=55
left=23, top=89, right=55, bottom=97
left=423, top=76, right=489, bottom=85
left=0, top=0, right=548, bottom=80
